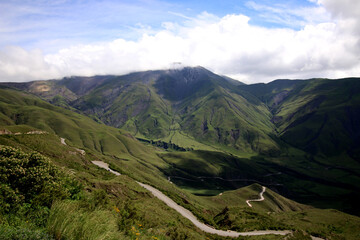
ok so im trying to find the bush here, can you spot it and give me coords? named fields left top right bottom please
left=0, top=146, right=69, bottom=210
left=0, top=145, right=82, bottom=228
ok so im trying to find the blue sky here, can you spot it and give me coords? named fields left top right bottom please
left=0, top=0, right=359, bottom=82
left=0, top=0, right=321, bottom=52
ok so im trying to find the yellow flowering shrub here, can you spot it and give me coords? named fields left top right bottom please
left=0, top=146, right=80, bottom=214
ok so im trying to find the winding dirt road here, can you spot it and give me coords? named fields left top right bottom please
left=246, top=186, right=266, bottom=207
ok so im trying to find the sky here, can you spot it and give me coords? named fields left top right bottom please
left=0, top=0, right=359, bottom=83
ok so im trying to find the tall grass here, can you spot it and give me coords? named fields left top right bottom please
left=48, top=201, right=124, bottom=240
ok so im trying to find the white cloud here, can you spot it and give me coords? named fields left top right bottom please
left=317, top=0, right=360, bottom=38
left=0, top=3, right=359, bottom=83
left=317, top=0, right=360, bottom=21
left=0, top=46, right=59, bottom=82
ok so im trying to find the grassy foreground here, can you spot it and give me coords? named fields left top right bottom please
left=1, top=131, right=359, bottom=240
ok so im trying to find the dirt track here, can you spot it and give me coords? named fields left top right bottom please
left=246, top=186, right=266, bottom=207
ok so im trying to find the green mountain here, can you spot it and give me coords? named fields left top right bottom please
left=239, top=78, right=360, bottom=157
left=5, top=67, right=280, bottom=156
left=1, top=68, right=360, bottom=239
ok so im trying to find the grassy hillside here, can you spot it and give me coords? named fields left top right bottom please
left=1, top=137, right=359, bottom=240
left=176, top=86, right=278, bottom=155
left=0, top=140, right=210, bottom=240
left=0, top=86, right=152, bottom=158
left=73, top=81, right=173, bottom=139
left=277, top=79, right=360, bottom=157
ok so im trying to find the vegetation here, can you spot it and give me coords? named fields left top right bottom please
left=1, top=141, right=358, bottom=239
left=0, top=146, right=80, bottom=240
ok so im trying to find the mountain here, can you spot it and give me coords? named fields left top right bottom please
left=239, top=78, right=360, bottom=157
left=1, top=76, right=360, bottom=239
left=4, top=67, right=280, bottom=156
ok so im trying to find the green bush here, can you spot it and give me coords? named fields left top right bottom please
left=0, top=146, right=69, bottom=210
left=0, top=145, right=82, bottom=229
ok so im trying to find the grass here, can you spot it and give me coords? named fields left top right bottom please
left=48, top=201, right=125, bottom=240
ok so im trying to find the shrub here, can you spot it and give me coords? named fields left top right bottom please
left=0, top=146, right=70, bottom=210
left=0, top=145, right=82, bottom=227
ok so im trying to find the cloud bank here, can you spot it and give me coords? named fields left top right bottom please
left=0, top=0, right=359, bottom=83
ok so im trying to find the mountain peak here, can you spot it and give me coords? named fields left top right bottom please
left=165, top=66, right=209, bottom=84
left=153, top=66, right=230, bottom=101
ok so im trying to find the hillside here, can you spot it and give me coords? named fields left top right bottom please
left=0, top=138, right=359, bottom=239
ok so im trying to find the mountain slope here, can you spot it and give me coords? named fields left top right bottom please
left=239, top=78, right=360, bottom=157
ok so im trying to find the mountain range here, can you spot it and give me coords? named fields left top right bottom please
left=1, top=66, right=360, bottom=239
